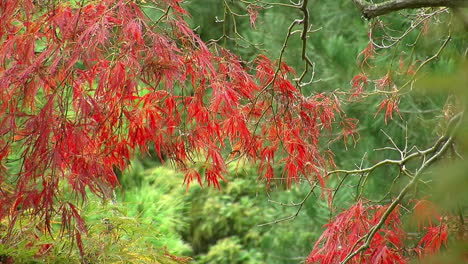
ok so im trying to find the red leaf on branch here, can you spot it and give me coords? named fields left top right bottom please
left=375, top=72, right=392, bottom=90
left=0, top=1, right=361, bottom=255
left=339, top=117, right=358, bottom=148
left=306, top=201, right=407, bottom=264
left=349, top=73, right=367, bottom=99
left=183, top=169, right=202, bottom=191
left=411, top=199, right=442, bottom=231
left=357, top=32, right=376, bottom=68
left=255, top=55, right=275, bottom=85
left=247, top=4, right=260, bottom=29
left=416, top=224, right=448, bottom=256
left=375, top=97, right=402, bottom=124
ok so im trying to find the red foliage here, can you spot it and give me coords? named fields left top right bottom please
left=247, top=4, right=260, bottom=29
left=0, top=1, right=452, bottom=263
left=410, top=200, right=449, bottom=258
left=306, top=200, right=448, bottom=264
left=375, top=97, right=402, bottom=124
left=416, top=225, right=448, bottom=256
left=0, top=0, right=346, bottom=255
left=357, top=32, right=376, bottom=68
left=349, top=73, right=367, bottom=99
left=306, top=201, right=407, bottom=264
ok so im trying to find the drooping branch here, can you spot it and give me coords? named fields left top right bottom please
left=352, top=0, right=468, bottom=19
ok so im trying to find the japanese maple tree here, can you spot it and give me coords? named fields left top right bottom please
left=0, top=0, right=466, bottom=263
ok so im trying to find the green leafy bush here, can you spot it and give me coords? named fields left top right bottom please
left=0, top=195, right=186, bottom=264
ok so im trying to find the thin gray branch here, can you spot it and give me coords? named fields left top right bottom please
left=258, top=183, right=317, bottom=226
left=352, top=0, right=468, bottom=19
left=339, top=111, right=463, bottom=264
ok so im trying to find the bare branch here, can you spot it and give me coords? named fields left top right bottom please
left=258, top=183, right=317, bottom=226
left=352, top=0, right=468, bottom=19
left=328, top=111, right=460, bottom=177
left=339, top=111, right=463, bottom=264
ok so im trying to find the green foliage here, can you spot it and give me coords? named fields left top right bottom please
left=0, top=195, right=185, bottom=264
left=182, top=165, right=268, bottom=256
left=195, top=237, right=264, bottom=264
left=116, top=159, right=351, bottom=263
left=120, top=166, right=191, bottom=255
left=78, top=199, right=184, bottom=263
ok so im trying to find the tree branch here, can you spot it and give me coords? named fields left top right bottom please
left=352, top=0, right=468, bottom=19
left=258, top=183, right=318, bottom=227
left=339, top=111, right=463, bottom=264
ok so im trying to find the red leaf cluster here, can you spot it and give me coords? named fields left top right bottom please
left=247, top=4, right=260, bottom=29
left=306, top=200, right=449, bottom=264
left=349, top=73, right=367, bottom=99
left=0, top=0, right=349, bottom=253
left=375, top=97, right=402, bottom=124
left=307, top=201, right=407, bottom=264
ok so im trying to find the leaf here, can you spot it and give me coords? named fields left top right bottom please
left=339, top=118, right=358, bottom=148
left=68, top=203, right=87, bottom=234
left=183, top=169, right=202, bottom=191
left=349, top=73, right=367, bottom=99
left=247, top=4, right=259, bottom=29
left=416, top=224, right=448, bottom=256
left=306, top=201, right=407, bottom=264
left=374, top=97, right=402, bottom=124
left=357, top=33, right=376, bottom=67
left=375, top=72, right=392, bottom=90
left=411, top=199, right=441, bottom=231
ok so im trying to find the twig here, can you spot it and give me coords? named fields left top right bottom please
left=258, top=183, right=317, bottom=226
left=339, top=112, right=463, bottom=264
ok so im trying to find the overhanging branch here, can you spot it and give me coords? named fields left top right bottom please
left=352, top=0, right=468, bottom=19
